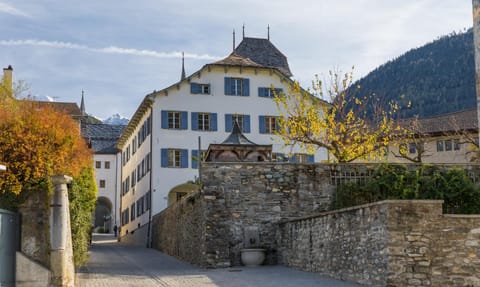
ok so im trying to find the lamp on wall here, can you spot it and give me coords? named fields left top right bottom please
left=0, top=164, right=5, bottom=172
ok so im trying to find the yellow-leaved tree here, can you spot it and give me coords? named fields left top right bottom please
left=274, top=69, right=401, bottom=163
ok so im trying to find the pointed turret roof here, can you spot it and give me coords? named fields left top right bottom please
left=80, top=90, right=85, bottom=116
left=221, top=120, right=256, bottom=145
left=180, top=52, right=186, bottom=81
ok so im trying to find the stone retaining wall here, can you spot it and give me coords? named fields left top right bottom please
left=278, top=200, right=480, bottom=287
left=151, top=191, right=206, bottom=266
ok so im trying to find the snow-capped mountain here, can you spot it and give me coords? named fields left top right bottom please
left=103, top=113, right=129, bottom=125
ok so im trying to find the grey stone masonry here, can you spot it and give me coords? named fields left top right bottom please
left=278, top=200, right=480, bottom=287
left=152, top=162, right=334, bottom=267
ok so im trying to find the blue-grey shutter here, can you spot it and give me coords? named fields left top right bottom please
left=191, top=83, right=201, bottom=94
left=275, top=88, right=283, bottom=97
left=192, top=150, right=199, bottom=169
left=307, top=154, right=315, bottom=163
left=180, top=149, right=188, bottom=168
left=290, top=154, right=297, bottom=163
left=225, top=114, right=233, bottom=132
left=181, top=111, right=188, bottom=129
left=243, top=79, right=249, bottom=96
left=244, top=115, right=251, bottom=133
left=210, top=113, right=217, bottom=131
left=191, top=112, right=198, bottom=131
left=259, top=116, right=266, bottom=134
left=161, top=111, right=168, bottom=129
left=258, top=87, right=266, bottom=97
left=161, top=149, right=168, bottom=167
left=224, top=77, right=232, bottom=95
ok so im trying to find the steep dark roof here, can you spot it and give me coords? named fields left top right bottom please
left=221, top=121, right=257, bottom=145
left=81, top=123, right=126, bottom=154
left=235, top=37, right=292, bottom=77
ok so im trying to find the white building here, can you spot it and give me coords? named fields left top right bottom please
left=116, top=35, right=327, bottom=245
left=81, top=122, right=125, bottom=232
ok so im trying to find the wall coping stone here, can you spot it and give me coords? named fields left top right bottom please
left=443, top=214, right=480, bottom=218
left=279, top=199, right=444, bottom=224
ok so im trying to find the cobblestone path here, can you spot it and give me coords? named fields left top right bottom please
left=77, top=234, right=361, bottom=287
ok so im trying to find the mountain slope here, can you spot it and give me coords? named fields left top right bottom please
left=350, top=29, right=475, bottom=118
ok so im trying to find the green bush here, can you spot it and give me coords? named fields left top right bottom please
left=334, top=164, right=480, bottom=214
left=69, top=166, right=97, bottom=266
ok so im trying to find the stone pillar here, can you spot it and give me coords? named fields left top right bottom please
left=50, top=175, right=75, bottom=287
left=473, top=0, right=480, bottom=142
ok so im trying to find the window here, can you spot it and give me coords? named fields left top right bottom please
left=104, top=161, right=110, bottom=169
left=225, top=114, right=250, bottom=133
left=161, top=149, right=188, bottom=168
left=99, top=180, right=106, bottom=188
left=454, top=139, right=461, bottom=151
left=258, top=87, right=283, bottom=98
left=290, top=153, right=314, bottom=163
left=161, top=111, right=188, bottom=129
left=121, top=208, right=129, bottom=226
left=259, top=116, right=279, bottom=134
left=146, top=190, right=151, bottom=210
left=445, top=139, right=452, bottom=151
left=409, top=143, right=417, bottom=154
left=95, top=161, right=101, bottom=169
left=130, top=203, right=136, bottom=221
left=191, top=83, right=210, bottom=94
left=224, top=77, right=249, bottom=96
left=437, top=140, right=444, bottom=152
left=132, top=138, right=137, bottom=154
left=192, top=112, right=217, bottom=131
left=131, top=170, right=136, bottom=187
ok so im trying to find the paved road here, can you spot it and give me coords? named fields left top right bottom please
left=77, top=234, right=362, bottom=287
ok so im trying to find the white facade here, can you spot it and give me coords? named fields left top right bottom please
left=93, top=153, right=122, bottom=230
left=117, top=46, right=327, bottom=243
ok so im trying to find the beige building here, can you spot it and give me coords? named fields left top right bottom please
left=383, top=109, right=478, bottom=164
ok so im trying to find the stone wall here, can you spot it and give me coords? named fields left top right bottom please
left=151, top=191, right=206, bottom=266
left=278, top=200, right=480, bottom=287
left=151, top=162, right=335, bottom=267
left=18, top=189, right=50, bottom=266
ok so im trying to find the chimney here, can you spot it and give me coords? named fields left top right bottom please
left=473, top=0, right=480, bottom=142
left=2, top=65, right=13, bottom=96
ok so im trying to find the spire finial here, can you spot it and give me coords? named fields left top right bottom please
left=233, top=29, right=236, bottom=52
left=242, top=24, right=245, bottom=39
left=181, top=52, right=186, bottom=81
left=80, top=90, right=86, bottom=116
left=267, top=25, right=270, bottom=41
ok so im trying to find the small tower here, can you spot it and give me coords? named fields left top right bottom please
left=180, top=52, right=186, bottom=81
left=80, top=90, right=86, bottom=116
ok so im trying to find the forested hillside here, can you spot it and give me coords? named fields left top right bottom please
left=349, top=29, right=475, bottom=118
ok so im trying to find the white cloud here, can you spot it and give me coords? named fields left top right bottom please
left=0, top=2, right=29, bottom=17
left=0, top=39, right=219, bottom=60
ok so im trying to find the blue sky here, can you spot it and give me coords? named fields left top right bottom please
left=0, top=0, right=473, bottom=120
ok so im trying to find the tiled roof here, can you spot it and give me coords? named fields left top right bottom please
left=401, top=108, right=478, bottom=134
left=213, top=52, right=263, bottom=68
left=31, top=101, right=82, bottom=117
left=235, top=37, right=292, bottom=77
left=81, top=123, right=126, bottom=154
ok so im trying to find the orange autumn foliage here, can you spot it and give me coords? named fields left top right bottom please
left=0, top=99, right=92, bottom=195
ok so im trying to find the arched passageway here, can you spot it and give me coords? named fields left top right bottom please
left=94, top=196, right=113, bottom=233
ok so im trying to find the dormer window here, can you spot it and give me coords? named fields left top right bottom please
left=191, top=83, right=210, bottom=94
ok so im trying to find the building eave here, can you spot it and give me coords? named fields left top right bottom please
left=116, top=95, right=155, bottom=149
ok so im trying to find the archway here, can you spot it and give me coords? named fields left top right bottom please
left=94, top=196, right=113, bottom=233
left=167, top=182, right=201, bottom=206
